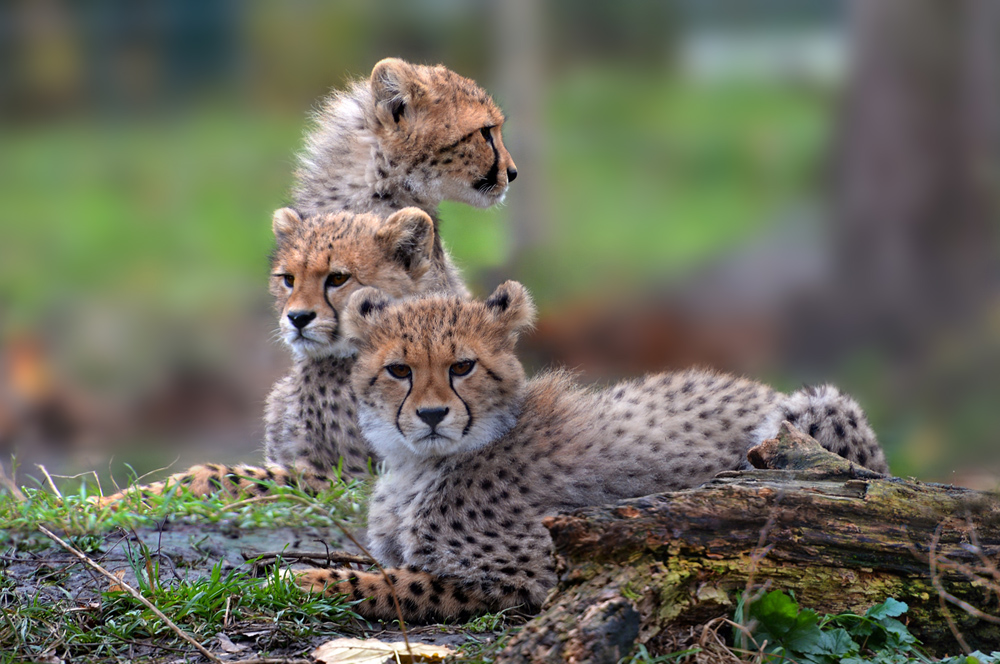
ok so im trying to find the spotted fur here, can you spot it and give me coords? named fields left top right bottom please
left=295, top=282, right=888, bottom=621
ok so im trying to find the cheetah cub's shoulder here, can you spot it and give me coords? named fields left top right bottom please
left=294, top=283, right=887, bottom=622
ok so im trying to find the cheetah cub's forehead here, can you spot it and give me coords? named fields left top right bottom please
left=372, top=59, right=505, bottom=135
left=268, top=207, right=443, bottom=359
left=344, top=281, right=536, bottom=351
left=343, top=282, right=536, bottom=459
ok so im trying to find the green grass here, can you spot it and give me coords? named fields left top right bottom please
left=0, top=473, right=368, bottom=545
left=0, top=477, right=369, bottom=662
left=1, top=552, right=357, bottom=663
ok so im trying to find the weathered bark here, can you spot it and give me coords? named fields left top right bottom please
left=497, top=424, right=1000, bottom=663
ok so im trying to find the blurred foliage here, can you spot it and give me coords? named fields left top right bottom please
left=523, top=69, right=828, bottom=303
left=0, top=74, right=829, bottom=322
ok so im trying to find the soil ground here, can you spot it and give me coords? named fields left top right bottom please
left=2, top=521, right=505, bottom=662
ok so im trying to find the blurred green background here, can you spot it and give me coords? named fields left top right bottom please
left=2, top=0, right=998, bottom=489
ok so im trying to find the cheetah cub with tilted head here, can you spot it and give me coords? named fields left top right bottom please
left=294, top=56, right=518, bottom=298
left=296, top=282, right=888, bottom=622
left=98, top=206, right=456, bottom=503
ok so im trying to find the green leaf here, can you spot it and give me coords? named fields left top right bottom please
left=866, top=597, right=908, bottom=620
left=750, top=590, right=801, bottom=635
left=878, top=617, right=917, bottom=647
left=816, top=628, right=858, bottom=657
left=749, top=591, right=825, bottom=656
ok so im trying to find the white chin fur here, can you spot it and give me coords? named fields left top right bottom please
left=359, top=406, right=517, bottom=464
left=285, top=333, right=356, bottom=360
left=469, top=188, right=506, bottom=208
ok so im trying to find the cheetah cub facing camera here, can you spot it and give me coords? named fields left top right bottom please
left=296, top=282, right=888, bottom=622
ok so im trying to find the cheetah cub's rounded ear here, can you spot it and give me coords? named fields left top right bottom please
left=272, top=207, right=303, bottom=241
left=343, top=287, right=392, bottom=345
left=484, top=281, right=536, bottom=342
left=371, top=58, right=420, bottom=124
left=376, top=207, right=435, bottom=272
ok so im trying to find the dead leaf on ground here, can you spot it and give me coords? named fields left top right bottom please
left=313, top=637, right=455, bottom=664
left=216, top=632, right=247, bottom=653
left=107, top=569, right=126, bottom=592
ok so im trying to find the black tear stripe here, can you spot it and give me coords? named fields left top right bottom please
left=395, top=376, right=413, bottom=438
left=472, top=139, right=500, bottom=192
left=450, top=374, right=474, bottom=436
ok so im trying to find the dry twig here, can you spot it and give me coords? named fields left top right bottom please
left=35, top=464, right=62, bottom=499
left=38, top=525, right=223, bottom=664
left=246, top=549, right=374, bottom=567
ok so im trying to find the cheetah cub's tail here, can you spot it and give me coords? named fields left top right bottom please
left=757, top=385, right=889, bottom=474
left=91, top=463, right=340, bottom=508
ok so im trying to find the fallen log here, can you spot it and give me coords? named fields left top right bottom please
left=497, top=423, right=1000, bottom=663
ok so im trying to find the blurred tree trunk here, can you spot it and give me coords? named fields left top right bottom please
left=791, top=0, right=999, bottom=365
left=489, top=0, right=549, bottom=287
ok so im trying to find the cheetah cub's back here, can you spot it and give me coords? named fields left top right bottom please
left=292, top=282, right=886, bottom=623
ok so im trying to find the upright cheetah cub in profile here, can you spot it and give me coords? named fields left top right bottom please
left=294, top=57, right=518, bottom=297
left=296, top=282, right=887, bottom=622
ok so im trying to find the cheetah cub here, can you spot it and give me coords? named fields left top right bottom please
left=98, top=207, right=454, bottom=503
left=296, top=282, right=888, bottom=622
left=294, top=57, right=518, bottom=298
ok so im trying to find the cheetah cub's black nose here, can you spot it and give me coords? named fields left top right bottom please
left=288, top=311, right=317, bottom=330
left=417, top=407, right=449, bottom=429
left=507, top=167, right=517, bottom=183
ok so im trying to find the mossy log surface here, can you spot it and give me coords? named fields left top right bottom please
left=497, top=423, right=1000, bottom=663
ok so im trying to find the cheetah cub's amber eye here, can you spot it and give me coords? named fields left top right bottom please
left=480, top=126, right=493, bottom=143
left=450, top=360, right=475, bottom=376
left=282, top=275, right=294, bottom=288
left=386, top=364, right=412, bottom=379
left=325, top=273, right=350, bottom=289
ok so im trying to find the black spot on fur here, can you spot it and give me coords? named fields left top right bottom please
left=359, top=297, right=387, bottom=319
left=485, top=290, right=510, bottom=312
